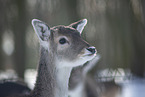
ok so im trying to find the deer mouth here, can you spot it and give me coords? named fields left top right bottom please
left=84, top=53, right=96, bottom=57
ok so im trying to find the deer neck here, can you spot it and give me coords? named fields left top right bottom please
left=55, top=67, right=72, bottom=97
left=32, top=47, right=72, bottom=97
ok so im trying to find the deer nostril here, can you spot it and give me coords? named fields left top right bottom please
left=87, top=47, right=96, bottom=54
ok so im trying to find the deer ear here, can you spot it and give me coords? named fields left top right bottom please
left=32, top=19, right=51, bottom=42
left=69, top=19, right=87, bottom=34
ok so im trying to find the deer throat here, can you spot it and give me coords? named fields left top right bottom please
left=33, top=48, right=72, bottom=97
left=55, top=66, right=72, bottom=97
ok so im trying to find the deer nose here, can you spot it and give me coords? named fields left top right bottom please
left=87, top=47, right=96, bottom=54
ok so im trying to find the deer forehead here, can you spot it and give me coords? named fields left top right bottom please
left=51, top=26, right=83, bottom=43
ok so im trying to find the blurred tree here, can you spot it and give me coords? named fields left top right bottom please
left=66, top=0, right=80, bottom=22
left=13, top=0, right=27, bottom=79
left=0, top=29, right=4, bottom=70
left=130, top=0, right=145, bottom=77
left=0, top=0, right=11, bottom=70
left=0, top=23, right=4, bottom=70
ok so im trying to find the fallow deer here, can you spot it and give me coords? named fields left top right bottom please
left=5, top=19, right=96, bottom=97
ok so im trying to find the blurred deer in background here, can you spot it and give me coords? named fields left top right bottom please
left=69, top=53, right=121, bottom=97
left=69, top=55, right=100, bottom=97
left=0, top=19, right=97, bottom=97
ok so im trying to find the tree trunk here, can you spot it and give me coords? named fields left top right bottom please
left=13, top=0, right=27, bottom=79
left=130, top=0, right=145, bottom=77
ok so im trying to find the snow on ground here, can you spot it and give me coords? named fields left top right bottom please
left=1, top=69, right=145, bottom=97
left=119, top=78, right=145, bottom=97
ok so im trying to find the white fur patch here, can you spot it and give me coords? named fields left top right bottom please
left=55, top=67, right=72, bottom=97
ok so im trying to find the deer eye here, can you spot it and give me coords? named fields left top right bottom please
left=59, top=38, right=67, bottom=44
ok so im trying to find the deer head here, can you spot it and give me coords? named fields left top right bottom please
left=32, top=19, right=96, bottom=68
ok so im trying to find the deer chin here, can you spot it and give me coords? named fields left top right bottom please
left=81, top=53, right=96, bottom=61
left=75, top=53, right=96, bottom=67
